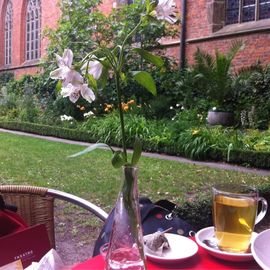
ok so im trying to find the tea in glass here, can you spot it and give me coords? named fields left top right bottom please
left=212, top=184, right=267, bottom=253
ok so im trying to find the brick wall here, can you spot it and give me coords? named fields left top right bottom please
left=186, top=33, right=270, bottom=68
left=167, top=0, right=270, bottom=68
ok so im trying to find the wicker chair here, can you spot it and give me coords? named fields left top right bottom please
left=0, top=185, right=108, bottom=248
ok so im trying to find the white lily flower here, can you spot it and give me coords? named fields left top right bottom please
left=50, top=49, right=83, bottom=87
left=156, top=0, right=177, bottom=24
left=81, top=57, right=103, bottom=80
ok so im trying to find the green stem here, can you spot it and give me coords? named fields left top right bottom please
left=122, top=166, right=146, bottom=267
left=114, top=17, right=144, bottom=163
left=115, top=72, right=127, bottom=162
left=118, top=18, right=143, bottom=71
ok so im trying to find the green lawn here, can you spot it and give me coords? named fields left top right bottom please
left=0, top=132, right=268, bottom=212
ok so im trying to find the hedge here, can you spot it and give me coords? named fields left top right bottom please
left=227, top=149, right=270, bottom=169
left=0, top=121, right=95, bottom=143
left=207, top=147, right=270, bottom=169
left=0, top=120, right=270, bottom=169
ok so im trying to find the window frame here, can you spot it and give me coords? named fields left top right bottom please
left=25, top=0, right=41, bottom=61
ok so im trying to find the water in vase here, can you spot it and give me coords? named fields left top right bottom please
left=106, top=246, right=145, bottom=270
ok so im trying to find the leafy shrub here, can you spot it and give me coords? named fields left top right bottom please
left=192, top=41, right=244, bottom=111
left=170, top=109, right=206, bottom=133
left=234, top=64, right=270, bottom=129
left=79, top=112, right=173, bottom=149
left=0, top=72, right=14, bottom=87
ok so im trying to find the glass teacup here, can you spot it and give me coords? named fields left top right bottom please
left=212, top=184, right=268, bottom=253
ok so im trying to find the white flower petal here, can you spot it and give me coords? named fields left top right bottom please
left=61, top=69, right=83, bottom=87
left=55, top=54, right=65, bottom=68
left=81, top=58, right=103, bottom=80
left=50, top=66, right=70, bottom=80
left=69, top=92, right=80, bottom=103
left=70, top=70, right=84, bottom=86
left=61, top=83, right=81, bottom=103
left=60, top=84, right=75, bottom=97
left=156, top=0, right=176, bottom=24
left=80, top=84, right=96, bottom=103
left=89, top=61, right=103, bottom=80
left=63, top=49, right=74, bottom=68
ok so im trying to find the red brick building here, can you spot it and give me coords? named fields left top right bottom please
left=0, top=0, right=270, bottom=78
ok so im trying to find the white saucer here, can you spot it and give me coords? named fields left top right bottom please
left=145, top=233, right=198, bottom=264
left=251, top=229, right=270, bottom=270
left=195, top=226, right=256, bottom=262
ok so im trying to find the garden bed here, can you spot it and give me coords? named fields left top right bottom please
left=1, top=120, right=270, bottom=169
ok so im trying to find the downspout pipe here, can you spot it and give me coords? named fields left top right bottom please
left=180, top=0, right=187, bottom=70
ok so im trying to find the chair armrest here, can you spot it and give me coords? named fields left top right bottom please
left=47, top=189, right=108, bottom=222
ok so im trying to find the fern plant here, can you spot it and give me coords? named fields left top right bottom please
left=193, top=40, right=244, bottom=111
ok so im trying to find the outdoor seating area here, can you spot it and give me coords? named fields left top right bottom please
left=1, top=179, right=269, bottom=269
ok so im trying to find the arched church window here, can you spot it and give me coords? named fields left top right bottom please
left=26, top=0, right=41, bottom=60
left=5, top=0, right=13, bottom=65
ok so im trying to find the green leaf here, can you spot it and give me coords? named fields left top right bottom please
left=69, top=143, right=110, bottom=158
left=132, top=71, right=157, bottom=96
left=120, top=72, right=126, bottom=82
left=87, top=74, right=98, bottom=92
left=146, top=0, right=158, bottom=14
left=111, top=151, right=126, bottom=168
left=131, top=138, right=142, bottom=166
left=132, top=48, right=164, bottom=68
left=98, top=66, right=109, bottom=90
left=56, top=80, right=62, bottom=93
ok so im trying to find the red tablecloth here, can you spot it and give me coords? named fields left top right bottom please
left=72, top=242, right=260, bottom=270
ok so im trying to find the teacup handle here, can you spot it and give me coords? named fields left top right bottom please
left=255, top=197, right=268, bottom=225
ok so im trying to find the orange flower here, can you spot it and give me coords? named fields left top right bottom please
left=127, top=99, right=135, bottom=105
left=104, top=103, right=113, bottom=112
left=121, top=102, right=129, bottom=111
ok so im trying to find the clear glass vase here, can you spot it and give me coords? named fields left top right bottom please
left=105, top=166, right=146, bottom=270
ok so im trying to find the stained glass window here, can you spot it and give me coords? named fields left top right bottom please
left=226, top=0, right=270, bottom=24
left=26, top=0, right=41, bottom=61
left=5, top=1, right=13, bottom=65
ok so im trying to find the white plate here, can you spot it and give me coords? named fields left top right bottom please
left=195, top=226, right=256, bottom=262
left=144, top=233, right=198, bottom=264
left=251, top=229, right=270, bottom=270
